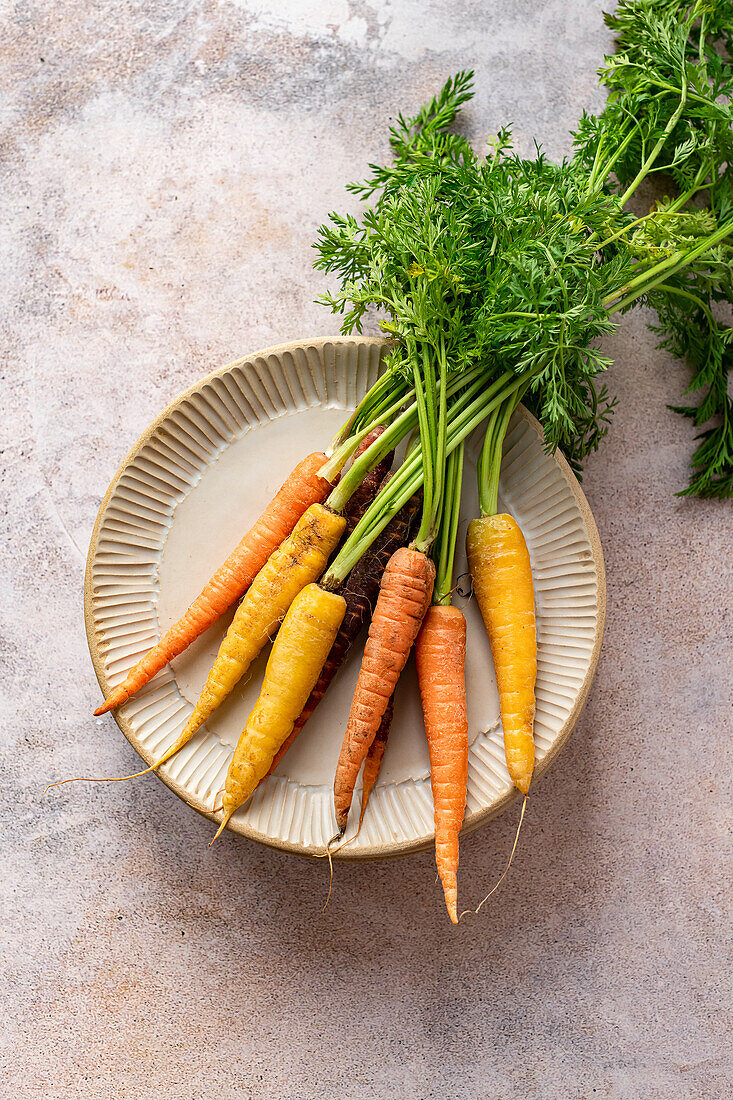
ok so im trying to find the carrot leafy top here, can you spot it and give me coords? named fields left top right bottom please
left=315, top=1, right=733, bottom=499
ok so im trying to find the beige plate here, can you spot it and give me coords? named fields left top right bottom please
left=85, top=337, right=606, bottom=859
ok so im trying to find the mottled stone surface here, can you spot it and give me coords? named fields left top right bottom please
left=2, top=2, right=731, bottom=1097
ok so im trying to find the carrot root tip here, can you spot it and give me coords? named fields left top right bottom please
left=321, top=832, right=343, bottom=912
left=474, top=795, right=528, bottom=914
left=439, top=873, right=459, bottom=924
left=43, top=765, right=156, bottom=794
left=209, top=809, right=233, bottom=846
left=210, top=787, right=226, bottom=814
left=338, top=823, right=362, bottom=851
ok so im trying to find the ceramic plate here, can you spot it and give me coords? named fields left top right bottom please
left=85, top=337, right=605, bottom=858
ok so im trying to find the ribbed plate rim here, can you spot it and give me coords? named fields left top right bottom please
left=84, top=336, right=606, bottom=860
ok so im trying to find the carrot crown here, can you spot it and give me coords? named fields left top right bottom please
left=477, top=386, right=527, bottom=519
left=324, top=372, right=524, bottom=586
left=433, top=440, right=464, bottom=607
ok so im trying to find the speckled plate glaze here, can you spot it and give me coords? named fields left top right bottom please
left=85, top=337, right=605, bottom=859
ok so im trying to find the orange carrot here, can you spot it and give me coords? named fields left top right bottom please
left=415, top=604, right=468, bottom=923
left=333, top=546, right=435, bottom=834
left=359, top=695, right=393, bottom=827
left=94, top=452, right=334, bottom=714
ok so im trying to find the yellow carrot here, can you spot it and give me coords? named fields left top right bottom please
left=466, top=513, right=536, bottom=794
left=212, top=583, right=346, bottom=840
left=166, top=504, right=345, bottom=767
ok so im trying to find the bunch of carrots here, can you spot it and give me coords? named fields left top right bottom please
left=61, top=357, right=537, bottom=923
left=54, top=0, right=733, bottom=919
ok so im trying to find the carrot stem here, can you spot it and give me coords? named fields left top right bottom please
left=434, top=441, right=464, bottom=606
left=326, top=364, right=406, bottom=454
left=326, top=362, right=490, bottom=520
left=414, top=337, right=449, bottom=553
left=603, top=216, right=733, bottom=313
left=327, top=372, right=523, bottom=583
left=321, top=386, right=412, bottom=481
left=477, top=406, right=501, bottom=518
left=411, top=349, right=437, bottom=552
left=478, top=386, right=526, bottom=518
left=326, top=398, right=417, bottom=511
left=432, top=336, right=449, bottom=541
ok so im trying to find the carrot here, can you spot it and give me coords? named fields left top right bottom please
left=154, top=502, right=345, bottom=771
left=410, top=440, right=468, bottom=922
left=94, top=452, right=335, bottom=714
left=466, top=513, right=536, bottom=794
left=465, top=385, right=536, bottom=795
left=415, top=604, right=468, bottom=923
left=333, top=545, right=435, bottom=834
left=211, top=583, right=346, bottom=840
left=359, top=694, right=393, bottom=827
left=265, top=490, right=420, bottom=777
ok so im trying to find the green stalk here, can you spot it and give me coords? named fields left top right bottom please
left=421, top=342, right=439, bottom=455
left=604, top=217, right=733, bottom=313
left=658, top=284, right=717, bottom=328
left=327, top=363, right=403, bottom=451
left=413, top=338, right=449, bottom=554
left=597, top=167, right=711, bottom=252
left=585, top=132, right=607, bottom=196
left=325, top=360, right=491, bottom=512
left=325, top=399, right=419, bottom=506
left=433, top=442, right=464, bottom=606
left=452, top=376, right=526, bottom=459
left=326, top=372, right=524, bottom=583
left=320, top=387, right=414, bottom=481
left=433, top=335, right=449, bottom=534
left=476, top=405, right=501, bottom=517
left=589, top=123, right=639, bottom=196
left=412, top=347, right=437, bottom=551
left=481, top=388, right=525, bottom=517
left=617, top=72, right=687, bottom=208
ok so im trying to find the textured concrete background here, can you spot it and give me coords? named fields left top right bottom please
left=2, top=1, right=731, bottom=1097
